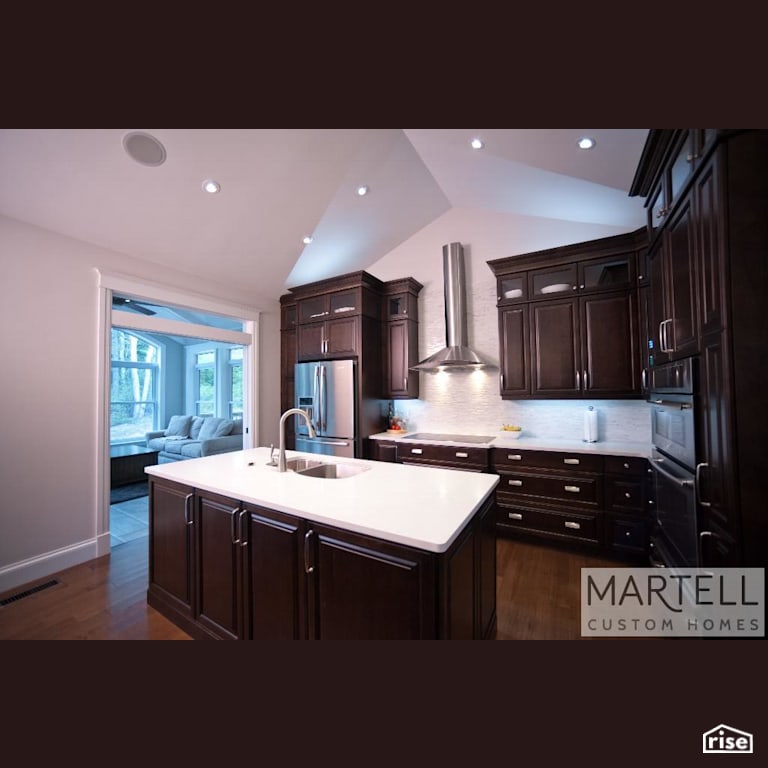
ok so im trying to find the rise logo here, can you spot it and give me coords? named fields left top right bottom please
left=702, top=724, right=754, bottom=754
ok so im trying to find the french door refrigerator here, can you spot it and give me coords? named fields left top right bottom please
left=295, top=359, right=357, bottom=458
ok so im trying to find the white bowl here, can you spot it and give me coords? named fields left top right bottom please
left=501, top=430, right=522, bottom=439
left=540, top=283, right=571, bottom=294
left=504, top=288, right=523, bottom=299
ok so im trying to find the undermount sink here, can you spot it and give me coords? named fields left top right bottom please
left=285, top=457, right=370, bottom=479
left=284, top=457, right=325, bottom=473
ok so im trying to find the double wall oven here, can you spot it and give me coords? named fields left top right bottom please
left=648, top=358, right=700, bottom=568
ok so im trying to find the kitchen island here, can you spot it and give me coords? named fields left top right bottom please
left=145, top=447, right=499, bottom=640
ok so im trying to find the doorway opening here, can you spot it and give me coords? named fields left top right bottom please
left=97, top=274, right=260, bottom=556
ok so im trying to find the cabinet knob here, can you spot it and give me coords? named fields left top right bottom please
left=623, top=462, right=629, bottom=469
left=625, top=492, right=631, bottom=498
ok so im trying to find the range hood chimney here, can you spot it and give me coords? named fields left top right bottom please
left=410, top=242, right=489, bottom=371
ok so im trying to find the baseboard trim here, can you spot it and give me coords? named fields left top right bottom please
left=0, top=538, right=100, bottom=594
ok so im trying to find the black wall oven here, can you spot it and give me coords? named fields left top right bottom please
left=648, top=358, right=699, bottom=568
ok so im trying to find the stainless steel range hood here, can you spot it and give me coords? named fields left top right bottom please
left=410, top=242, right=489, bottom=371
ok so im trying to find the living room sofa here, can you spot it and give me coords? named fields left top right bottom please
left=146, top=414, right=243, bottom=463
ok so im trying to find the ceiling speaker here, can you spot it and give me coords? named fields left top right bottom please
left=122, top=131, right=167, bottom=166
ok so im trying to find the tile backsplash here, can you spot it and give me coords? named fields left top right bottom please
left=391, top=368, right=651, bottom=443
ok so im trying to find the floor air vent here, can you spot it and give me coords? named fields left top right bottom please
left=0, top=579, right=61, bottom=607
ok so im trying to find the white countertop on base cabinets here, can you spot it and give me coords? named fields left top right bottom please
left=146, top=447, right=499, bottom=554
left=369, top=431, right=651, bottom=458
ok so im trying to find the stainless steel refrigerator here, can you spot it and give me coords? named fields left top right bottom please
left=295, top=359, right=357, bottom=458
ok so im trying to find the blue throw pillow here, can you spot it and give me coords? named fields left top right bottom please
left=198, top=417, right=234, bottom=440
left=165, top=414, right=193, bottom=437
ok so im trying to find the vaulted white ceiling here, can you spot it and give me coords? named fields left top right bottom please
left=0, top=128, right=649, bottom=303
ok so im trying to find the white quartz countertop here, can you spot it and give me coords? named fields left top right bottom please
left=145, top=448, right=499, bottom=554
left=369, top=431, right=651, bottom=458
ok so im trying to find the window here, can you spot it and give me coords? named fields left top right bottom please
left=195, top=350, right=216, bottom=417
left=229, top=347, right=243, bottom=420
left=111, top=329, right=161, bottom=444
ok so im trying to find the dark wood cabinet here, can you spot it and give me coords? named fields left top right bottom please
left=384, top=319, right=418, bottom=397
left=382, top=277, right=422, bottom=399
left=488, top=229, right=645, bottom=400
left=194, top=491, right=242, bottom=640
left=297, top=315, right=359, bottom=360
left=491, top=447, right=651, bottom=559
left=530, top=299, right=580, bottom=397
left=306, top=524, right=437, bottom=640
left=147, top=477, right=496, bottom=639
left=148, top=478, right=195, bottom=620
left=631, top=128, right=768, bottom=568
left=241, top=504, right=307, bottom=640
left=499, top=306, right=530, bottom=396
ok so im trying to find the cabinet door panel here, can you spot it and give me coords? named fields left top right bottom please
left=385, top=319, right=417, bottom=398
left=243, top=506, right=307, bottom=640
left=308, top=525, right=436, bottom=639
left=581, top=291, right=638, bottom=396
left=499, top=306, right=529, bottom=396
left=531, top=300, right=580, bottom=396
left=666, top=198, right=699, bottom=357
left=325, top=317, right=358, bottom=356
left=196, top=493, right=241, bottom=639
left=695, top=157, right=725, bottom=334
left=149, top=480, right=194, bottom=612
left=297, top=322, right=324, bottom=361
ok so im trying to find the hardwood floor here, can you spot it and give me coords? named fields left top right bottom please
left=0, top=533, right=623, bottom=640
left=0, top=537, right=190, bottom=640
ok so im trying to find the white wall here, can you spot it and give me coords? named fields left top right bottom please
left=368, top=207, right=652, bottom=442
left=0, top=215, right=280, bottom=590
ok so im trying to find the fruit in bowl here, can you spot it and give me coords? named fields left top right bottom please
left=501, top=425, right=522, bottom=438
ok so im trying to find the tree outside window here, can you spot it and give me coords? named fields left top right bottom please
left=111, top=329, right=160, bottom=444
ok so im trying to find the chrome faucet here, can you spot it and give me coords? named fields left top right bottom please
left=278, top=408, right=316, bottom=472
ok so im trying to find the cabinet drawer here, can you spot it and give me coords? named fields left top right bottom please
left=604, top=455, right=648, bottom=476
left=606, top=514, right=649, bottom=553
left=397, top=443, right=488, bottom=470
left=496, top=471, right=600, bottom=508
left=497, top=503, right=600, bottom=542
left=605, top=478, right=645, bottom=514
left=492, top=448, right=603, bottom=474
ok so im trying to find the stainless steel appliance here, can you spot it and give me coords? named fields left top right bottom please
left=295, top=359, right=356, bottom=458
left=648, top=357, right=699, bottom=568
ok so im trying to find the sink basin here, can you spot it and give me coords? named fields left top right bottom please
left=296, top=461, right=371, bottom=479
left=284, top=457, right=326, bottom=472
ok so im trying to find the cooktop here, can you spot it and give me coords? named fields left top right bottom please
left=401, top=433, right=495, bottom=444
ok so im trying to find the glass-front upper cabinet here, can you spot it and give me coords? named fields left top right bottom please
left=529, top=265, right=577, bottom=299
left=496, top=274, right=527, bottom=305
left=578, top=253, right=636, bottom=293
left=298, top=289, right=360, bottom=324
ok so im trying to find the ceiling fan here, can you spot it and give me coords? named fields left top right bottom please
left=112, top=295, right=157, bottom=315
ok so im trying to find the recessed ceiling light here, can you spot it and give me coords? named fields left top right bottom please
left=303, top=235, right=313, bottom=245
left=357, top=185, right=369, bottom=196
left=470, top=138, right=484, bottom=150
left=577, top=136, right=596, bottom=150
left=202, top=179, right=221, bottom=194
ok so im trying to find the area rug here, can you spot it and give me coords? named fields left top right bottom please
left=111, top=481, right=148, bottom=504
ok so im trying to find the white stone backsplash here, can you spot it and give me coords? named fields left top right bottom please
left=392, top=368, right=651, bottom=443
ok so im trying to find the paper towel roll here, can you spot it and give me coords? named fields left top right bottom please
left=583, top=407, right=598, bottom=443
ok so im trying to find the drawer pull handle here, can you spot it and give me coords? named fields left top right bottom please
left=508, top=512, right=523, bottom=520
left=508, top=479, right=523, bottom=487
left=563, top=458, right=580, bottom=465
left=564, top=521, right=581, bottom=530
left=455, top=452, right=468, bottom=458
left=507, top=454, right=522, bottom=461
left=410, top=448, right=423, bottom=455
left=564, top=485, right=581, bottom=493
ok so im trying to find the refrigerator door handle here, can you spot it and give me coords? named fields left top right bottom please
left=312, top=366, right=320, bottom=433
left=319, top=365, right=327, bottom=432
